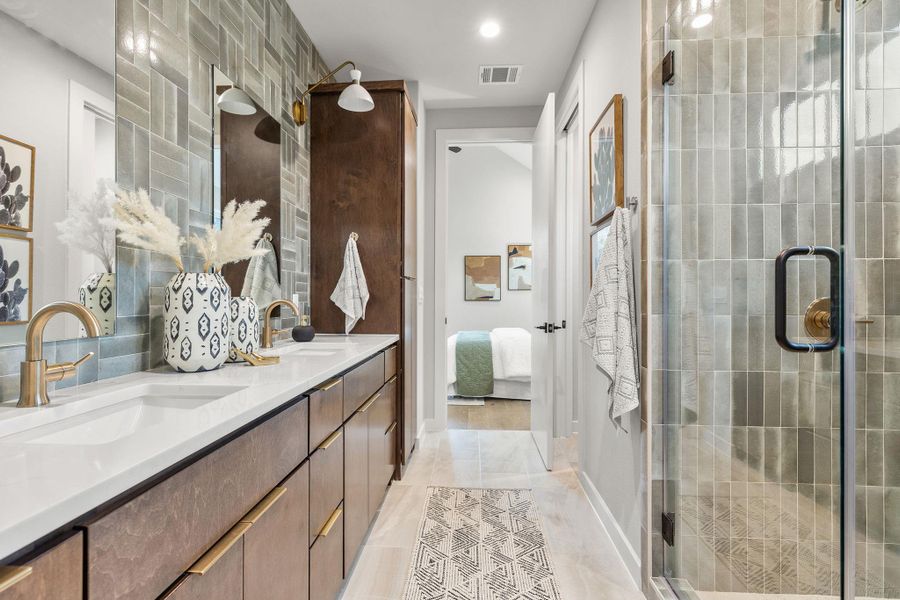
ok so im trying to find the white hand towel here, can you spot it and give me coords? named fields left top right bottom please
left=580, top=207, right=640, bottom=421
left=330, top=236, right=369, bottom=333
left=241, top=237, right=282, bottom=307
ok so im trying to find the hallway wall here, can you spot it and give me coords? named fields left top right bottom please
left=557, top=0, right=644, bottom=585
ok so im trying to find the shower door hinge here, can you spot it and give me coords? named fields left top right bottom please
left=662, top=51, right=675, bottom=86
left=662, top=512, right=676, bottom=547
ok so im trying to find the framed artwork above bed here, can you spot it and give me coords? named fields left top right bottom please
left=464, top=255, right=501, bottom=301
left=507, top=244, right=532, bottom=291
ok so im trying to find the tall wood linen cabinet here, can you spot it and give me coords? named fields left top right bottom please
left=309, top=80, right=417, bottom=475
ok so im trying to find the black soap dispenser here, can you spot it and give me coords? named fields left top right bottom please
left=291, top=315, right=316, bottom=342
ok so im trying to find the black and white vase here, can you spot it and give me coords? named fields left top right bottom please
left=78, top=272, right=116, bottom=336
left=163, top=272, right=231, bottom=372
left=227, top=296, right=260, bottom=362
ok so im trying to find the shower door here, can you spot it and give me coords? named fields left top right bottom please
left=656, top=0, right=896, bottom=598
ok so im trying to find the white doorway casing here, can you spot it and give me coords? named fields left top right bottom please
left=430, top=127, right=534, bottom=432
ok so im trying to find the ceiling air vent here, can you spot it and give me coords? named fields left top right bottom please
left=478, top=65, right=522, bottom=85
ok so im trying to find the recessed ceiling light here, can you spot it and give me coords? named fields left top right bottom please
left=479, top=21, right=501, bottom=38
left=691, top=13, right=713, bottom=28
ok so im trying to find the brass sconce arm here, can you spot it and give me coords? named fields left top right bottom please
left=292, top=60, right=357, bottom=126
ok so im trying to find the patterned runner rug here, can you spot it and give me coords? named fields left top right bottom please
left=402, top=486, right=563, bottom=600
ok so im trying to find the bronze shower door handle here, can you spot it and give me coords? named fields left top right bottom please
left=774, top=246, right=841, bottom=353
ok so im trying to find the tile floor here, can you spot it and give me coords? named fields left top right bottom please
left=340, top=429, right=645, bottom=600
left=447, top=399, right=530, bottom=430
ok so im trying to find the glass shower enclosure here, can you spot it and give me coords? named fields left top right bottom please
left=655, top=0, right=897, bottom=598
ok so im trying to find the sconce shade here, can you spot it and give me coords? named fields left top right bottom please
left=217, top=87, right=257, bottom=115
left=337, top=69, right=374, bottom=113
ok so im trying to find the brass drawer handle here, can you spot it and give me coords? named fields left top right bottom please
left=0, top=566, right=32, bottom=593
left=318, top=505, right=343, bottom=537
left=359, top=392, right=380, bottom=413
left=187, top=522, right=251, bottom=576
left=318, top=429, right=342, bottom=450
left=385, top=421, right=397, bottom=435
left=387, top=375, right=398, bottom=385
left=240, top=486, right=287, bottom=524
left=318, top=378, right=341, bottom=392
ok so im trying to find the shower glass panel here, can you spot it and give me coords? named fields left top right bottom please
left=652, top=0, right=900, bottom=596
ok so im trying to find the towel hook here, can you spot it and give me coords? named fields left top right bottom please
left=625, top=196, right=639, bottom=211
left=262, top=232, right=273, bottom=241
left=350, top=232, right=359, bottom=241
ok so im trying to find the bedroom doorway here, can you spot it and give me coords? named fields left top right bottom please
left=444, top=139, right=534, bottom=432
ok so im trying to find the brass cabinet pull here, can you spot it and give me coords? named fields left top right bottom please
left=318, top=505, right=343, bottom=537
left=385, top=421, right=397, bottom=435
left=319, top=378, right=341, bottom=392
left=359, top=392, right=380, bottom=413
left=240, top=486, right=287, bottom=524
left=187, top=522, right=251, bottom=576
left=318, top=429, right=343, bottom=450
left=386, top=375, right=398, bottom=386
left=0, top=566, right=32, bottom=593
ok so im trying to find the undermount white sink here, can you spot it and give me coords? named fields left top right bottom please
left=266, top=343, right=343, bottom=358
left=0, top=384, right=246, bottom=446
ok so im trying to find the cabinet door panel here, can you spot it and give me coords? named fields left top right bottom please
left=159, top=537, right=243, bottom=600
left=0, top=532, right=82, bottom=600
left=367, top=385, right=393, bottom=519
left=309, top=379, right=343, bottom=451
left=343, top=410, right=368, bottom=578
left=309, top=428, right=344, bottom=545
left=343, top=353, right=385, bottom=418
left=309, top=507, right=344, bottom=600
left=243, top=462, right=310, bottom=600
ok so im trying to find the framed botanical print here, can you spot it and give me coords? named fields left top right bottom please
left=507, top=244, right=532, bottom=291
left=589, top=94, right=624, bottom=226
left=0, top=233, right=33, bottom=325
left=0, top=134, right=36, bottom=232
left=464, top=255, right=501, bottom=301
left=590, top=222, right=611, bottom=287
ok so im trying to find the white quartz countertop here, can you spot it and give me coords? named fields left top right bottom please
left=0, top=334, right=398, bottom=560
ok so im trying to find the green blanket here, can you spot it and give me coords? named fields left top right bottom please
left=455, top=331, right=494, bottom=397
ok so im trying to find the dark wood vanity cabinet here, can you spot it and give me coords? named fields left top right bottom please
left=343, top=408, right=370, bottom=578
left=159, top=537, right=244, bottom=600
left=311, top=81, right=418, bottom=476
left=0, top=532, right=82, bottom=600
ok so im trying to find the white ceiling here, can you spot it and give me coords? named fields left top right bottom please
left=289, top=0, right=597, bottom=109
left=0, top=0, right=114, bottom=75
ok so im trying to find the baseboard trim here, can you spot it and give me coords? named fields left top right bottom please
left=424, top=417, right=443, bottom=432
left=577, top=471, right=641, bottom=589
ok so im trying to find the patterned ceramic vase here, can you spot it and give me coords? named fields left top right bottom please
left=227, top=296, right=260, bottom=362
left=78, top=273, right=116, bottom=336
left=163, top=272, right=231, bottom=372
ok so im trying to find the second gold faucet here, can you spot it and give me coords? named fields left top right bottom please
left=261, top=299, right=300, bottom=349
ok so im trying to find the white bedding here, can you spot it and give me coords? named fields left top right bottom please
left=446, top=327, right=532, bottom=386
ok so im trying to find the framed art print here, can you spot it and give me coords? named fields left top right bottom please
left=590, top=222, right=611, bottom=287
left=464, top=255, right=501, bottom=301
left=507, top=244, right=532, bottom=291
left=0, top=134, right=36, bottom=232
left=0, top=233, right=33, bottom=325
left=589, top=94, right=624, bottom=226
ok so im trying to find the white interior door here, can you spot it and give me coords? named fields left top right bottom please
left=531, top=93, right=556, bottom=470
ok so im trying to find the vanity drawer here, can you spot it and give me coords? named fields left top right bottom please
left=309, top=427, right=344, bottom=546
left=310, top=505, right=344, bottom=600
left=309, top=377, right=343, bottom=451
left=383, top=345, right=398, bottom=381
left=343, top=352, right=385, bottom=418
left=158, top=534, right=243, bottom=600
left=87, top=398, right=308, bottom=600
left=0, top=531, right=82, bottom=600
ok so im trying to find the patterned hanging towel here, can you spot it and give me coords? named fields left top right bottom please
left=330, top=234, right=369, bottom=333
left=580, top=207, right=640, bottom=421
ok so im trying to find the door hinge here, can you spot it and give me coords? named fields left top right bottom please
left=662, top=512, right=676, bottom=547
left=662, top=50, right=675, bottom=86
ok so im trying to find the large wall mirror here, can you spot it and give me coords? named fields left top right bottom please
left=0, top=0, right=116, bottom=346
left=212, top=67, right=282, bottom=310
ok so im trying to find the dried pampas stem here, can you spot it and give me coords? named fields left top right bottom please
left=192, top=199, right=270, bottom=271
left=112, top=188, right=186, bottom=271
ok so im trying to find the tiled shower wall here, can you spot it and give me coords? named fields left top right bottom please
left=0, top=0, right=329, bottom=401
left=643, top=0, right=900, bottom=596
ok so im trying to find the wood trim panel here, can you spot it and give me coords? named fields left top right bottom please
left=0, top=532, right=81, bottom=600
left=86, top=399, right=308, bottom=600
left=383, top=346, right=397, bottom=382
left=309, top=378, right=344, bottom=451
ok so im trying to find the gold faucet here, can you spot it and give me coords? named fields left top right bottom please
left=17, top=302, right=102, bottom=408
left=261, top=300, right=300, bottom=349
